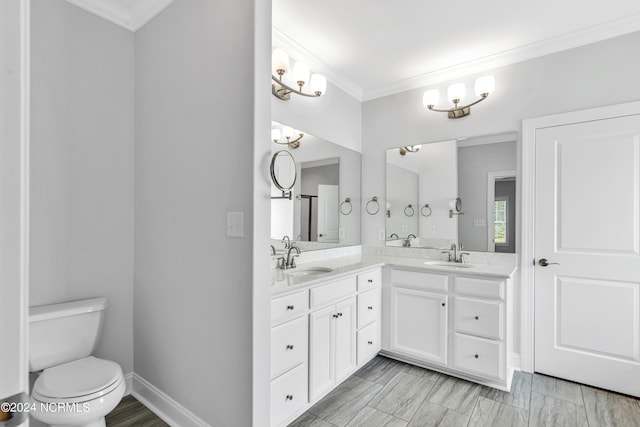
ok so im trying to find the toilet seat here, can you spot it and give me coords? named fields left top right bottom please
left=33, top=356, right=124, bottom=403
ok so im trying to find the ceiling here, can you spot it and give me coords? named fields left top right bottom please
left=273, top=0, right=640, bottom=100
left=65, top=0, right=174, bottom=32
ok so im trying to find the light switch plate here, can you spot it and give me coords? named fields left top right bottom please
left=378, top=228, right=385, bottom=240
left=339, top=227, right=346, bottom=239
left=226, top=211, right=244, bottom=237
left=473, top=219, right=486, bottom=227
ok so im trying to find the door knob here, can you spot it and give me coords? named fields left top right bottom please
left=538, top=258, right=560, bottom=267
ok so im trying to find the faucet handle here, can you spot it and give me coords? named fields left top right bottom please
left=441, top=251, right=452, bottom=262
left=459, top=252, right=471, bottom=263
left=276, top=257, right=286, bottom=269
left=459, top=241, right=464, bottom=250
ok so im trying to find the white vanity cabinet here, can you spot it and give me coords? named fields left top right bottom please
left=270, top=266, right=382, bottom=427
left=385, top=267, right=513, bottom=391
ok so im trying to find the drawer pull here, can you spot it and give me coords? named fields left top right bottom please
left=286, top=305, right=294, bottom=310
left=337, top=312, right=343, bottom=317
left=367, top=306, right=373, bottom=310
left=368, top=279, right=373, bottom=283
left=474, top=354, right=479, bottom=359
left=285, top=394, right=293, bottom=401
left=333, top=313, right=339, bottom=318
left=474, top=316, right=479, bottom=320
left=368, top=340, right=373, bottom=345
left=286, top=345, right=294, bottom=350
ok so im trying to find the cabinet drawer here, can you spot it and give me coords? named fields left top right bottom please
left=391, top=269, right=448, bottom=292
left=454, top=297, right=504, bottom=340
left=453, top=333, right=504, bottom=380
left=271, top=290, right=307, bottom=326
left=271, top=316, right=307, bottom=379
left=357, top=322, right=379, bottom=365
left=310, top=276, right=356, bottom=309
left=455, top=276, right=504, bottom=299
left=357, top=289, right=379, bottom=329
left=357, top=269, right=381, bottom=291
left=270, top=363, right=307, bottom=427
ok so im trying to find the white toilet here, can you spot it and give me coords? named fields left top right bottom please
left=29, top=297, right=125, bottom=427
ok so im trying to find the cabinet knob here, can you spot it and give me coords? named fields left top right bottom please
left=474, top=316, right=479, bottom=320
left=333, top=314, right=339, bottom=318
left=368, top=279, right=373, bottom=283
left=286, top=395, right=293, bottom=401
left=286, top=345, right=294, bottom=350
left=474, top=354, right=479, bottom=359
left=367, top=306, right=373, bottom=310
left=368, top=340, right=373, bottom=345
left=441, top=303, right=446, bottom=307
left=286, top=305, right=294, bottom=310
left=338, top=312, right=343, bottom=317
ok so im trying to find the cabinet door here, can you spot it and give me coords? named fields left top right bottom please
left=309, top=305, right=335, bottom=402
left=390, top=287, right=447, bottom=365
left=334, top=298, right=356, bottom=383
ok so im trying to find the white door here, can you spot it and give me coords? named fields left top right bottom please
left=334, top=298, right=356, bottom=383
left=317, top=184, right=339, bottom=242
left=309, top=305, right=334, bottom=402
left=390, top=287, right=448, bottom=364
left=534, top=113, right=640, bottom=396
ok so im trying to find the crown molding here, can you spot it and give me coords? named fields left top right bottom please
left=65, top=0, right=173, bottom=32
left=362, top=13, right=640, bottom=101
left=272, top=26, right=363, bottom=101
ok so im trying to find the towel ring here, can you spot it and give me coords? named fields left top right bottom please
left=340, top=198, right=353, bottom=215
left=421, top=204, right=432, bottom=217
left=366, top=196, right=380, bottom=215
left=404, top=204, right=415, bottom=217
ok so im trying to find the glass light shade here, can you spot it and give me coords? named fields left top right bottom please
left=310, top=74, right=327, bottom=95
left=475, top=75, right=495, bottom=96
left=272, top=48, right=289, bottom=75
left=282, top=126, right=294, bottom=139
left=423, top=89, right=440, bottom=108
left=271, top=128, right=281, bottom=142
left=448, top=83, right=466, bottom=103
left=292, top=62, right=310, bottom=85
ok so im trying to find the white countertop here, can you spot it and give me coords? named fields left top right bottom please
left=271, top=254, right=517, bottom=295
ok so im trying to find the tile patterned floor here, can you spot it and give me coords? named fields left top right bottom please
left=289, top=356, right=640, bottom=427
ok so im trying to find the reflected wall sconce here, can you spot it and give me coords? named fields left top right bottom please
left=449, top=197, right=465, bottom=218
left=423, top=76, right=495, bottom=119
left=386, top=202, right=391, bottom=218
left=272, top=48, right=327, bottom=101
left=272, top=126, right=304, bottom=149
left=399, top=145, right=421, bottom=156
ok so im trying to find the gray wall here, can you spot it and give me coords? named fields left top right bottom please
left=458, top=142, right=516, bottom=252
left=0, top=0, right=28, bottom=397
left=29, top=0, right=135, bottom=374
left=134, top=0, right=258, bottom=424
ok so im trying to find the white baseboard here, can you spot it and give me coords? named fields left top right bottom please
left=123, top=372, right=133, bottom=395
left=131, top=373, right=209, bottom=427
left=512, top=353, right=521, bottom=371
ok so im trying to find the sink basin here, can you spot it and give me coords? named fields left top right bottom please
left=423, top=261, right=473, bottom=269
left=284, top=267, right=334, bottom=276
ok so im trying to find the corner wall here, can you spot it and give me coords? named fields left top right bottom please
left=29, top=0, right=135, bottom=374
left=134, top=0, right=260, bottom=424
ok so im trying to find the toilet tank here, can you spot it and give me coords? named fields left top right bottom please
left=29, top=297, right=107, bottom=372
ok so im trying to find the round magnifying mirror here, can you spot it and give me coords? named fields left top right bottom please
left=270, top=150, right=297, bottom=191
left=455, top=197, right=462, bottom=212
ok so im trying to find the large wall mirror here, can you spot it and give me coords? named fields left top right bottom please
left=385, top=133, right=517, bottom=253
left=271, top=122, right=361, bottom=252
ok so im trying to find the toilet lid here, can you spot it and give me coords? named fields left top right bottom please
left=34, top=356, right=123, bottom=400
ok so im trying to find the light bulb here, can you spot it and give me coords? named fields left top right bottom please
left=271, top=128, right=281, bottom=142
left=282, top=126, right=294, bottom=140
left=310, top=74, right=327, bottom=96
left=475, top=75, right=495, bottom=97
left=423, top=89, right=440, bottom=108
left=448, top=83, right=466, bottom=104
left=272, top=48, right=289, bottom=76
left=292, top=62, right=310, bottom=86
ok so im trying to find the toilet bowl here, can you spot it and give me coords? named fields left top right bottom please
left=29, top=298, right=125, bottom=427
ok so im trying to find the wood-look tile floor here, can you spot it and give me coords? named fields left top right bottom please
left=289, top=356, right=640, bottom=427
left=106, top=395, right=169, bottom=427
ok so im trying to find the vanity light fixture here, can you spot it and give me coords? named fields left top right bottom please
left=399, top=145, right=421, bottom=155
left=272, top=126, right=304, bottom=149
left=272, top=48, right=327, bottom=101
left=423, top=76, right=495, bottom=119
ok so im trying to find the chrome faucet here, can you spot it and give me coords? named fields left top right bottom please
left=403, top=234, right=417, bottom=247
left=285, top=245, right=301, bottom=269
left=281, top=235, right=291, bottom=249
left=270, top=245, right=276, bottom=255
left=442, top=242, right=470, bottom=263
